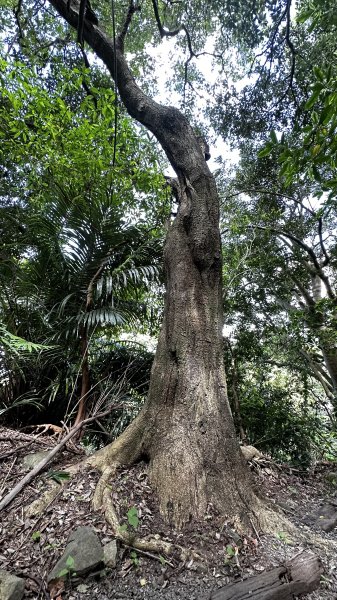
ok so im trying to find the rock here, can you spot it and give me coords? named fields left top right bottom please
left=103, top=540, right=118, bottom=568
left=48, top=526, right=104, bottom=582
left=0, top=569, right=25, bottom=600
left=241, top=445, right=263, bottom=461
left=22, top=451, right=51, bottom=470
left=314, top=503, right=337, bottom=532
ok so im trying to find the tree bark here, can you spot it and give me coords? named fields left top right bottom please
left=139, top=174, right=253, bottom=527
left=47, top=0, right=266, bottom=528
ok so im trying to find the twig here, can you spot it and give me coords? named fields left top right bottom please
left=0, top=457, right=17, bottom=497
left=16, top=572, right=49, bottom=600
left=117, top=0, right=141, bottom=50
left=0, top=439, right=35, bottom=460
left=0, top=407, right=118, bottom=512
left=129, top=545, right=175, bottom=567
left=249, top=517, right=261, bottom=543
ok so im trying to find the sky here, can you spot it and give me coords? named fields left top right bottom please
left=145, top=37, right=241, bottom=175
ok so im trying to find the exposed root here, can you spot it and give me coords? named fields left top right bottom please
left=255, top=499, right=337, bottom=555
left=24, top=482, right=62, bottom=518
left=92, top=465, right=117, bottom=511
left=22, top=413, right=146, bottom=520
left=101, top=483, right=203, bottom=562
left=24, top=463, right=80, bottom=518
left=255, top=501, right=298, bottom=537
left=87, top=411, right=148, bottom=511
left=85, top=410, right=147, bottom=471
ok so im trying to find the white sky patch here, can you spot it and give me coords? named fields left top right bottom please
left=144, top=37, right=242, bottom=174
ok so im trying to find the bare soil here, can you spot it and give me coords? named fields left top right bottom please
left=0, top=427, right=336, bottom=599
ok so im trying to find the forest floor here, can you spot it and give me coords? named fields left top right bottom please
left=0, top=426, right=337, bottom=600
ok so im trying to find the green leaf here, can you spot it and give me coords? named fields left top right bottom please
left=127, top=506, right=139, bottom=530
left=305, top=90, right=321, bottom=110
left=225, top=544, right=235, bottom=558
left=258, top=144, right=272, bottom=158
left=313, top=66, right=325, bottom=82
left=296, top=9, right=313, bottom=23
left=46, top=471, right=71, bottom=484
left=66, top=555, right=75, bottom=569
left=57, top=568, right=69, bottom=578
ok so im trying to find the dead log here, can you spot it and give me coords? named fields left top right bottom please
left=209, top=551, right=322, bottom=599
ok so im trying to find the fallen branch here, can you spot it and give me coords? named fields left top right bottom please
left=0, top=408, right=114, bottom=512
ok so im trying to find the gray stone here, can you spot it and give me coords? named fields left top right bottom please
left=22, top=451, right=50, bottom=470
left=0, top=569, right=25, bottom=600
left=241, top=445, right=263, bottom=461
left=103, top=540, right=118, bottom=568
left=48, top=526, right=104, bottom=582
left=314, top=503, right=337, bottom=532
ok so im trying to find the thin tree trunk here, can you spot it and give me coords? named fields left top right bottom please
left=74, top=328, right=90, bottom=427
left=295, top=274, right=337, bottom=409
left=74, top=263, right=106, bottom=427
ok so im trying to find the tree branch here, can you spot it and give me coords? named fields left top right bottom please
left=0, top=406, right=121, bottom=512
left=318, top=216, right=331, bottom=267
left=117, top=0, right=141, bottom=50
left=250, top=223, right=335, bottom=299
left=290, top=274, right=315, bottom=308
left=224, top=188, right=316, bottom=216
left=151, top=0, right=180, bottom=38
left=49, top=0, right=208, bottom=178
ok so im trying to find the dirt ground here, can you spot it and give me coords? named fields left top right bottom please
left=0, top=426, right=336, bottom=600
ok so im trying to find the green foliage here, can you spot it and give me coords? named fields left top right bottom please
left=119, top=505, right=140, bottom=538
left=46, top=471, right=71, bottom=484
left=57, top=555, right=76, bottom=579
left=127, top=506, right=139, bottom=531
left=239, top=379, right=322, bottom=465
left=225, top=544, right=236, bottom=558
left=275, top=530, right=292, bottom=554
left=0, top=326, right=50, bottom=355
left=278, top=68, right=337, bottom=199
left=130, top=550, right=139, bottom=567
left=0, top=55, right=166, bottom=426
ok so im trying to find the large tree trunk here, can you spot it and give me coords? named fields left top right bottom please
left=139, top=174, right=254, bottom=527
left=48, top=0, right=266, bottom=528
